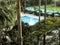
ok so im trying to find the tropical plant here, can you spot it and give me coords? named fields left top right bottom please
left=11, top=17, right=60, bottom=45
left=0, top=0, right=17, bottom=45
left=0, top=1, right=17, bottom=27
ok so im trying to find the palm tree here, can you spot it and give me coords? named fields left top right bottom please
left=17, top=0, right=23, bottom=45
left=0, top=1, right=16, bottom=44
left=0, top=1, right=15, bottom=25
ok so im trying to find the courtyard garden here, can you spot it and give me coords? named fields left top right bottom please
left=0, top=0, right=60, bottom=45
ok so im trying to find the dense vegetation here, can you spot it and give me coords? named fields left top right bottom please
left=0, top=0, right=60, bottom=45
left=10, top=17, right=60, bottom=45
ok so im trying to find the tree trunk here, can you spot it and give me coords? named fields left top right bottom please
left=37, top=35, right=40, bottom=45
left=43, top=0, right=47, bottom=45
left=0, top=26, right=2, bottom=45
left=43, top=34, right=46, bottom=45
left=17, top=0, right=23, bottom=45
left=24, top=0, right=26, bottom=9
left=39, top=0, right=41, bottom=29
left=37, top=0, right=41, bottom=45
left=59, top=29, right=60, bottom=45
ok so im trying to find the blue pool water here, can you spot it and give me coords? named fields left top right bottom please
left=21, top=16, right=39, bottom=25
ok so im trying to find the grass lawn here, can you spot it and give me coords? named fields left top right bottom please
left=35, top=5, right=60, bottom=12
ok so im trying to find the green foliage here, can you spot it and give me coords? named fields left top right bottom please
left=0, top=0, right=18, bottom=44
left=32, top=17, right=60, bottom=34
left=21, top=17, right=60, bottom=45
left=0, top=0, right=60, bottom=45
left=0, top=0, right=17, bottom=27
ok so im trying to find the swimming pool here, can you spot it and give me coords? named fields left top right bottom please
left=25, top=7, right=60, bottom=15
left=21, top=15, right=39, bottom=25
